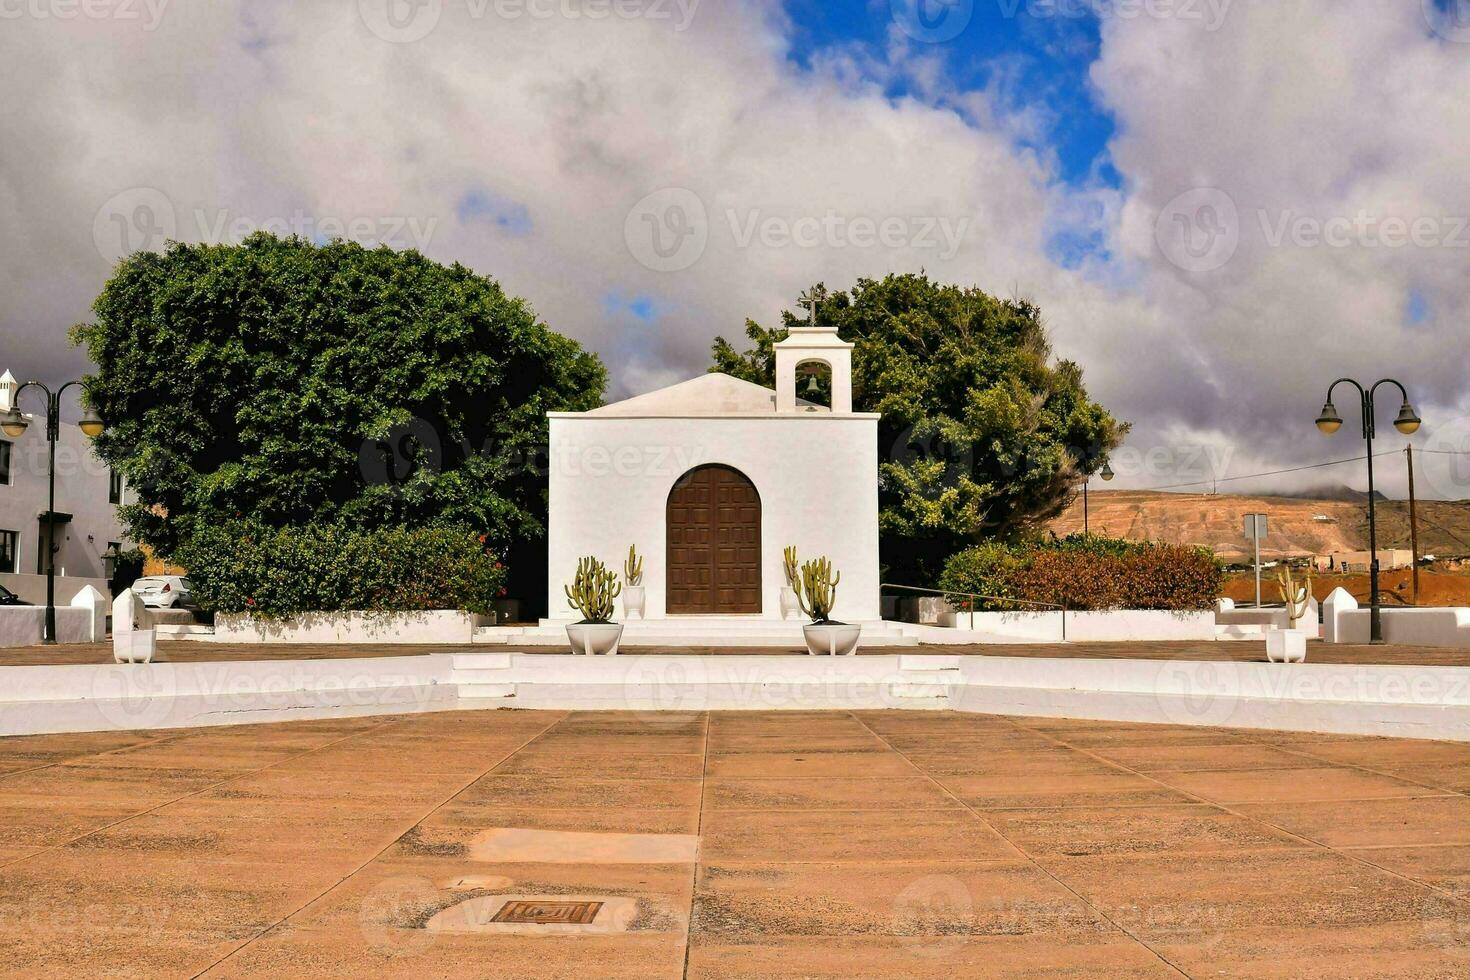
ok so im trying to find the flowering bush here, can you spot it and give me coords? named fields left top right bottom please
left=938, top=535, right=1221, bottom=612
left=173, top=523, right=507, bottom=617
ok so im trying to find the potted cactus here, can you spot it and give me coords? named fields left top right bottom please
left=779, top=546, right=801, bottom=621
left=1266, top=565, right=1312, bottom=664
left=623, top=545, right=646, bottom=619
left=797, top=556, right=861, bottom=656
left=564, top=556, right=624, bottom=656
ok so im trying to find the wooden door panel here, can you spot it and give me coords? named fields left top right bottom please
left=667, top=465, right=761, bottom=614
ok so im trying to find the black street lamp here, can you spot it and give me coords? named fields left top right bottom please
left=1315, top=378, right=1420, bottom=644
left=1083, top=460, right=1115, bottom=535
left=0, top=382, right=105, bottom=644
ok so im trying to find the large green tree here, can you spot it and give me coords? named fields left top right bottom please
left=74, top=233, right=606, bottom=600
left=711, top=274, right=1125, bottom=583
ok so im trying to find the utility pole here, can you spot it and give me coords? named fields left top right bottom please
left=1407, top=445, right=1421, bottom=605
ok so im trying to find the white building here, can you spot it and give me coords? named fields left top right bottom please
left=545, top=324, right=882, bottom=621
left=0, top=371, right=130, bottom=602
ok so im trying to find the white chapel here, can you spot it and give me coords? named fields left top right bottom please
left=545, top=322, right=882, bottom=622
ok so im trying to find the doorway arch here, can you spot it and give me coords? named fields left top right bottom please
left=666, top=464, right=762, bottom=614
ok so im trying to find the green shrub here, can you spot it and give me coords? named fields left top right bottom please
left=938, top=537, right=1221, bottom=612
left=174, top=523, right=507, bottom=618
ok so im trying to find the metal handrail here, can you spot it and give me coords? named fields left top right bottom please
left=880, top=583, right=1067, bottom=639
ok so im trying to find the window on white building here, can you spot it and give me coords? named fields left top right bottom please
left=0, top=440, right=11, bottom=485
left=0, top=530, right=15, bottom=574
left=109, top=468, right=123, bottom=504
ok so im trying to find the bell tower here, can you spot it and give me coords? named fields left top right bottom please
left=774, top=287, right=853, bottom=413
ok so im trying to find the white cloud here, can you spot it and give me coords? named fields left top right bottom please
left=1, top=0, right=1468, bottom=498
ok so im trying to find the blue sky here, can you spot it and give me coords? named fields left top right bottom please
left=783, top=0, right=1119, bottom=190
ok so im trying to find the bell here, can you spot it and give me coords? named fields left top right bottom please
left=804, top=373, right=821, bottom=396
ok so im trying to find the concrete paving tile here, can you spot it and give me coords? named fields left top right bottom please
left=455, top=774, right=705, bottom=810
left=494, top=750, right=706, bottom=780
left=851, top=711, right=1017, bottom=734
left=0, top=730, right=173, bottom=764
left=1087, top=742, right=1335, bottom=773
left=196, top=766, right=470, bottom=805
left=704, top=776, right=960, bottom=812
left=1347, top=845, right=1470, bottom=899
left=1287, top=738, right=1470, bottom=770
left=419, top=806, right=702, bottom=838
left=1041, top=850, right=1441, bottom=941
left=1155, top=920, right=1470, bottom=979
left=0, top=763, right=238, bottom=804
left=203, top=922, right=688, bottom=978
left=1032, top=725, right=1263, bottom=748
left=529, top=733, right=706, bottom=755
left=0, top=924, right=245, bottom=978
left=0, top=798, right=157, bottom=850
left=1156, top=766, right=1448, bottom=805
left=693, top=860, right=1109, bottom=939
left=875, top=731, right=1060, bottom=754
left=708, top=715, right=874, bottom=737
left=686, top=934, right=1175, bottom=979
left=701, top=809, right=1016, bottom=864
left=938, top=772, right=1193, bottom=810
left=62, top=740, right=323, bottom=772
left=0, top=850, right=322, bottom=940
left=988, top=804, right=1309, bottom=858
left=707, top=752, right=917, bottom=779
left=276, top=853, right=693, bottom=934
left=706, top=734, right=886, bottom=754
left=62, top=802, right=416, bottom=863
left=1236, top=796, right=1470, bottom=848
left=276, top=743, right=522, bottom=776
left=1386, top=762, right=1470, bottom=794
left=900, top=748, right=1121, bottom=777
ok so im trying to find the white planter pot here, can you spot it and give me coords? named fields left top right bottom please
left=114, top=628, right=157, bottom=664
left=1265, top=628, right=1307, bottom=664
left=567, top=622, right=624, bottom=656
left=803, top=623, right=862, bottom=656
left=623, top=586, right=646, bottom=620
left=779, top=586, right=801, bottom=621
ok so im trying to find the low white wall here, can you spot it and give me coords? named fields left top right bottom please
left=0, top=606, right=93, bottom=648
left=954, top=655, right=1470, bottom=741
left=1323, top=588, right=1470, bottom=648
left=0, top=573, right=112, bottom=606
left=213, top=610, right=488, bottom=644
left=4, top=650, right=1469, bottom=741
left=0, top=655, right=456, bottom=735
left=937, top=610, right=1064, bottom=642
left=1067, top=610, right=1215, bottom=642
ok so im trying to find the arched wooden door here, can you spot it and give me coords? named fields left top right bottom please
left=666, top=465, right=761, bottom=614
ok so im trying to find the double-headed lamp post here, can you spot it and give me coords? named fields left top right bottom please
left=1315, top=379, right=1420, bottom=644
left=1083, top=460, right=1115, bottom=535
left=0, top=382, right=105, bottom=645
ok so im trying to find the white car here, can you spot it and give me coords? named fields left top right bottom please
left=131, top=575, right=196, bottom=610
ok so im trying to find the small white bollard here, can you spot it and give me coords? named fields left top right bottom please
left=70, top=586, right=109, bottom=643
left=1265, top=628, right=1307, bottom=664
left=111, top=588, right=156, bottom=664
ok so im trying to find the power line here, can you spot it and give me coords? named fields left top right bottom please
left=1131, top=453, right=1388, bottom=493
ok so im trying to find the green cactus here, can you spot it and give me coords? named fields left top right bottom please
left=782, top=546, right=800, bottom=591
left=1275, top=564, right=1312, bottom=626
left=796, top=556, right=841, bottom=624
left=624, top=545, right=644, bottom=587
left=564, top=556, right=622, bottom=623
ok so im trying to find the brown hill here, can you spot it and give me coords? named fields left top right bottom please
left=1051, top=490, right=1470, bottom=562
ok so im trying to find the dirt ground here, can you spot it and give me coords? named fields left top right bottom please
left=1, top=708, right=1467, bottom=977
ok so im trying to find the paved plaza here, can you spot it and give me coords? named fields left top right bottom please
left=0, top=709, right=1468, bottom=976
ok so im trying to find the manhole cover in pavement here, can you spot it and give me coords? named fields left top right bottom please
left=492, top=900, right=604, bottom=926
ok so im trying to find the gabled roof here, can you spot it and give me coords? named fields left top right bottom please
left=583, top=372, right=823, bottom=417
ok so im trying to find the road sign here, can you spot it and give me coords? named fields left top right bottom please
left=1243, top=514, right=1268, bottom=539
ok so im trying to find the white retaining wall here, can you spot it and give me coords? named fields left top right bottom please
left=4, top=650, right=1468, bottom=741
left=213, top=610, right=489, bottom=644
left=1323, top=588, right=1470, bottom=649
left=0, top=655, right=456, bottom=736
left=0, top=605, right=95, bottom=647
